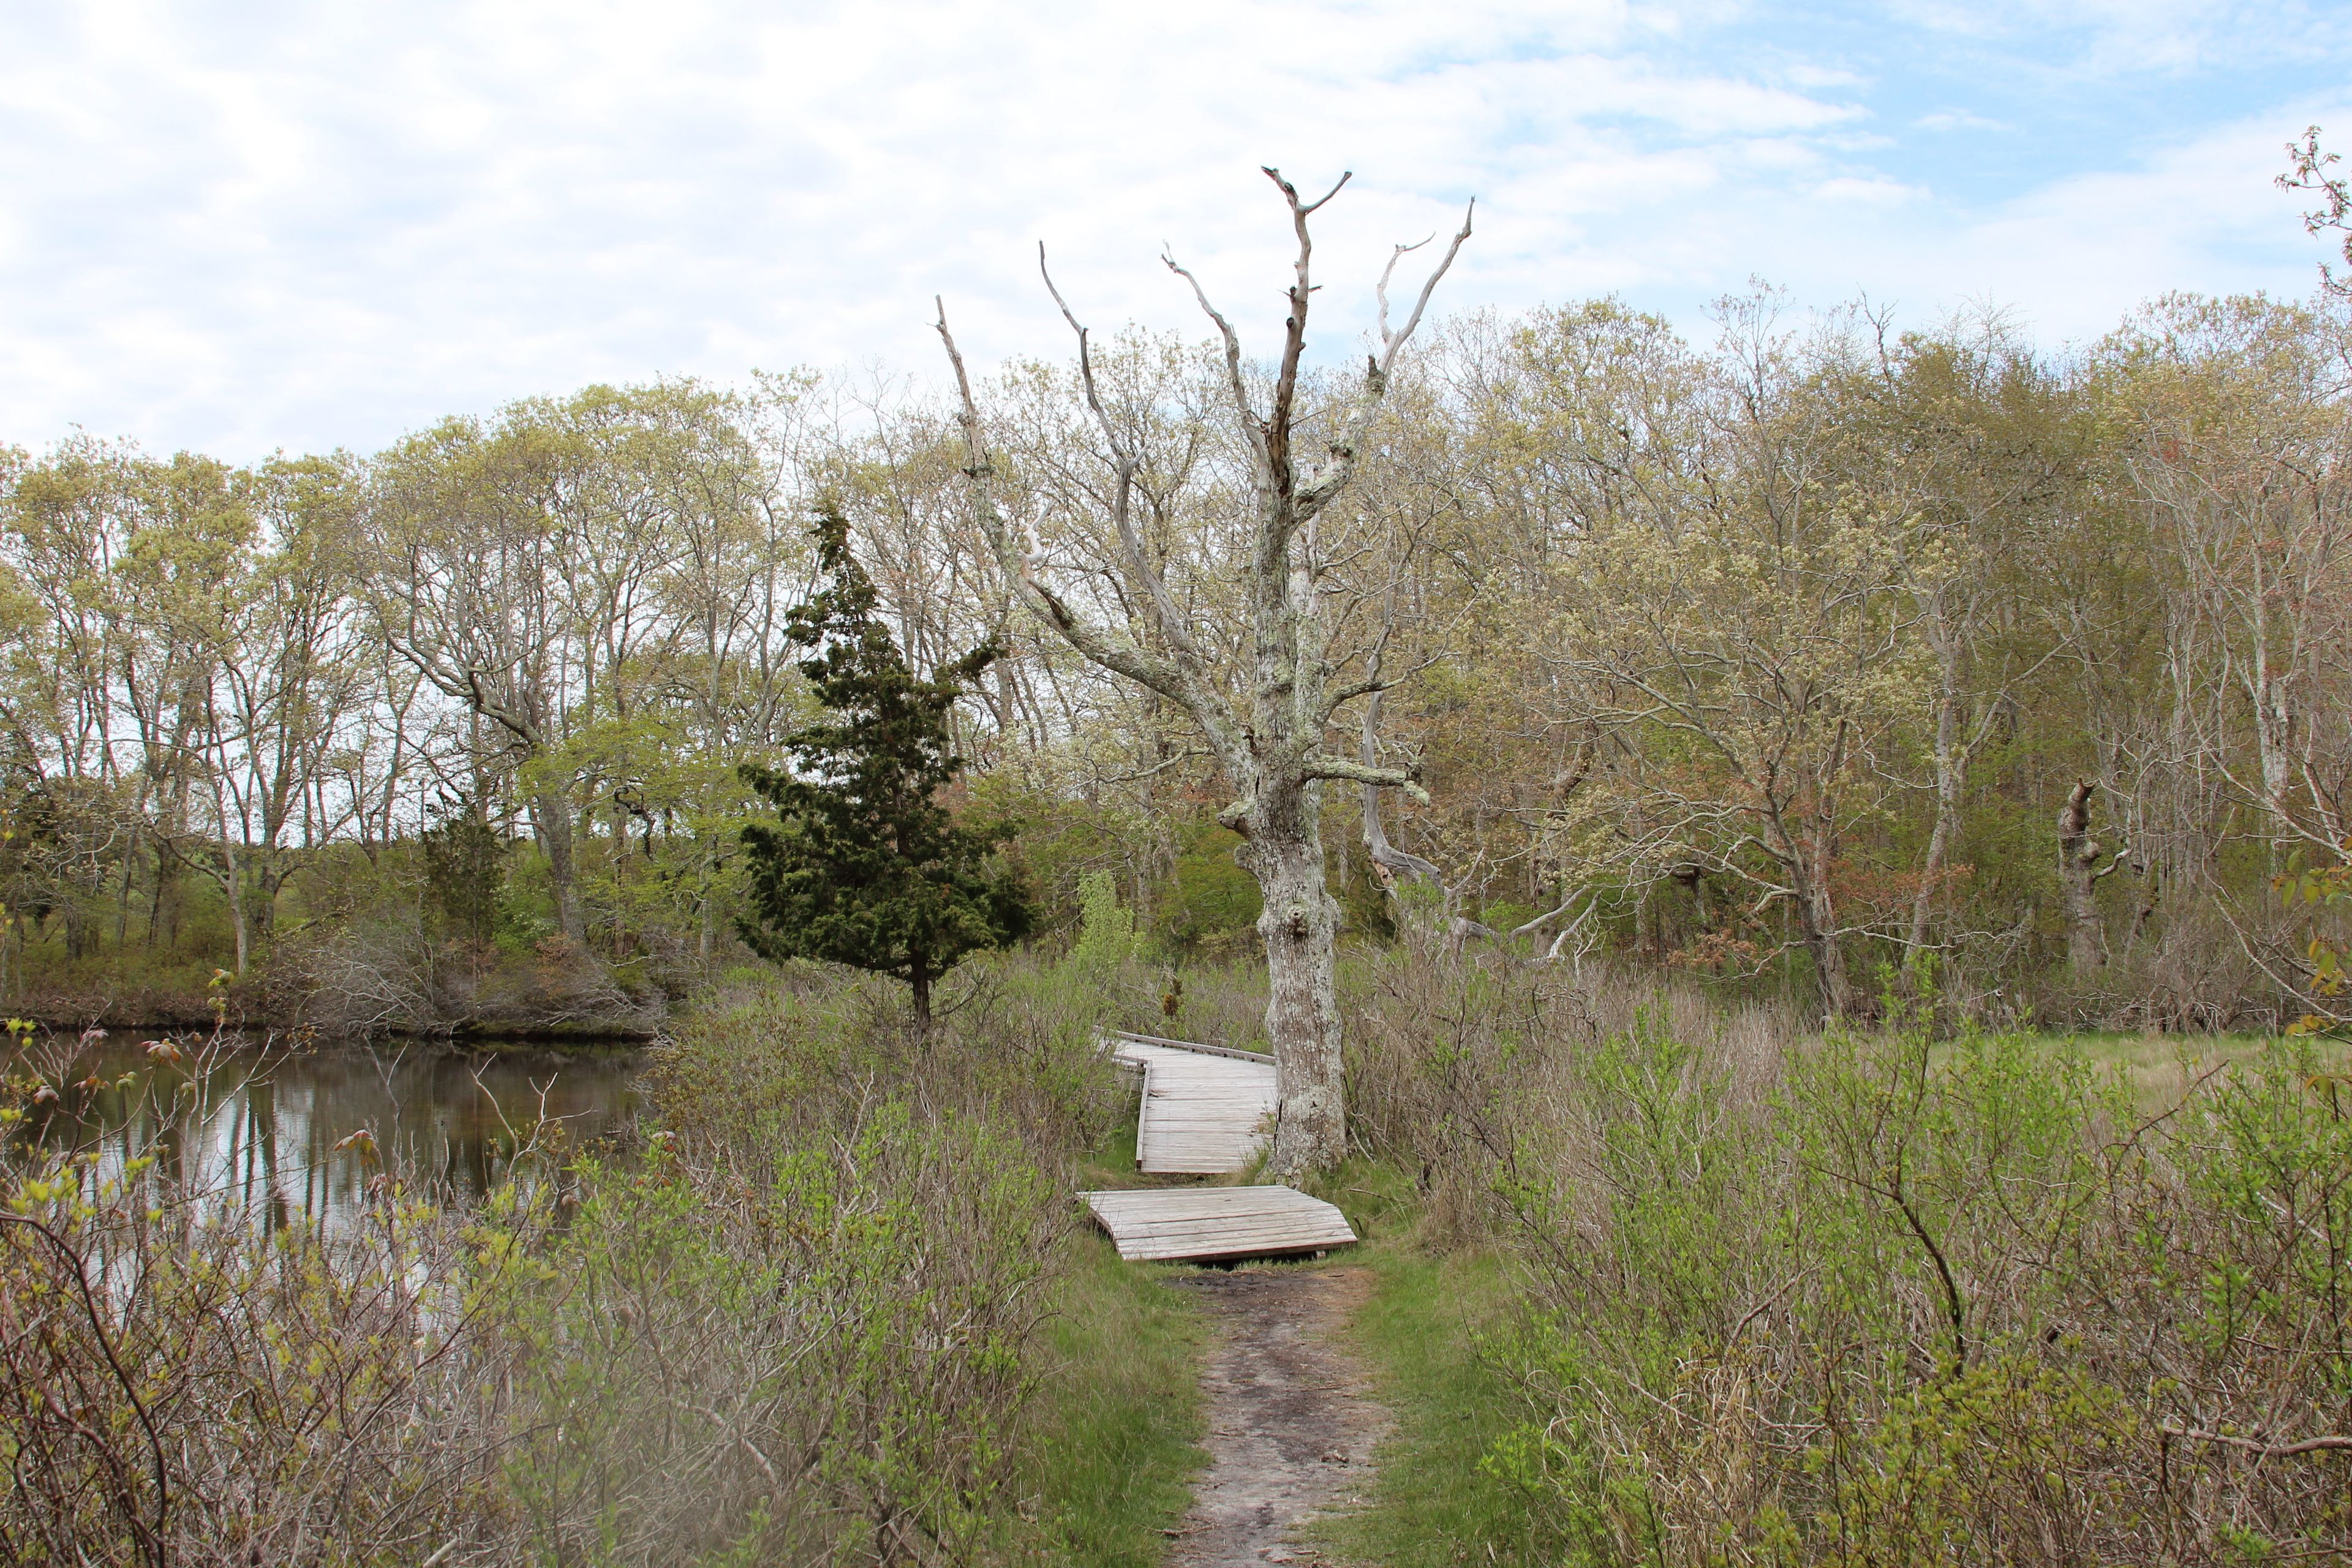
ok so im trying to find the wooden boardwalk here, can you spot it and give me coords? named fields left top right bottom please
left=1087, top=1030, right=1360, bottom=1264
left=1102, top=1031, right=1279, bottom=1175
left=1080, top=1185, right=1357, bottom=1263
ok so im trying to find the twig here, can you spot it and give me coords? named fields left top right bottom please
left=2162, top=1424, right=2352, bottom=1457
left=0, top=1211, right=172, bottom=1564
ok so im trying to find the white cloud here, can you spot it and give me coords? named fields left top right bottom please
left=1913, top=110, right=2008, bottom=132
left=1719, top=94, right=2352, bottom=345
left=0, top=0, right=2340, bottom=458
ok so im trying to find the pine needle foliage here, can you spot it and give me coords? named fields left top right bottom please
left=737, top=508, right=1034, bottom=1026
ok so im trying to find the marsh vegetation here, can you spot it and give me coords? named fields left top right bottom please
left=6, top=158, right=2352, bottom=1563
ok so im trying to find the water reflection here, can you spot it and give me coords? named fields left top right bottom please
left=9, top=1031, right=645, bottom=1232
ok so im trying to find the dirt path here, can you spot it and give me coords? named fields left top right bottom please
left=1163, top=1264, right=1389, bottom=1567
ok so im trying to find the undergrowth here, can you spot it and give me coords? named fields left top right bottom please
left=0, top=954, right=1198, bottom=1566
left=1027, top=1237, right=1208, bottom=1566
left=1341, top=949, right=2352, bottom=1565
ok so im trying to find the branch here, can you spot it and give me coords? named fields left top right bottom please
left=0, top=1212, right=170, bottom=1558
left=1292, top=194, right=1476, bottom=522
left=1037, top=245, right=1206, bottom=666
left=934, top=300, right=1242, bottom=768
left=1357, top=635, right=1442, bottom=889
left=1322, top=648, right=1450, bottom=722
left=2162, top=1424, right=2352, bottom=1457
left=1375, top=197, right=1475, bottom=377
left=1492, top=889, right=1587, bottom=941
left=1161, top=254, right=1259, bottom=463
left=1303, top=750, right=1430, bottom=804
left=1263, top=166, right=1352, bottom=482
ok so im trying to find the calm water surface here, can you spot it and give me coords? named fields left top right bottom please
left=12, top=1031, right=646, bottom=1231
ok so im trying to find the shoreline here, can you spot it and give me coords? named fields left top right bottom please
left=13, top=1006, right=661, bottom=1048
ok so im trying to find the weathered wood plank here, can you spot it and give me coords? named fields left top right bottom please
left=1134, top=1051, right=1276, bottom=1174
left=1079, top=1185, right=1359, bottom=1262
left=1102, top=1028, right=1278, bottom=1066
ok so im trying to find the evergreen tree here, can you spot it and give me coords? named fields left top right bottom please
left=737, top=508, right=1033, bottom=1028
left=420, top=793, right=506, bottom=949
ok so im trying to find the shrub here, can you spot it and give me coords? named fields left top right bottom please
left=0, top=956, right=1148, bottom=1566
left=0, top=1033, right=522, bottom=1564
left=1349, top=944, right=2352, bottom=1562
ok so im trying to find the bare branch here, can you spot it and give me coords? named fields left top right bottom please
left=1288, top=194, right=1476, bottom=524
left=1376, top=198, right=1475, bottom=377
left=934, top=298, right=1242, bottom=769
left=1373, top=234, right=1431, bottom=347
left=1508, top=890, right=1588, bottom=941
left=2163, top=1424, right=2352, bottom=1458
left=1322, top=647, right=1452, bottom=722
left=1303, top=750, right=1430, bottom=804
left=1356, top=626, right=1442, bottom=891
left=1036, top=247, right=1206, bottom=665
left=1276, top=166, right=1353, bottom=216
left=1262, top=166, right=1347, bottom=487
left=1161, top=254, right=1257, bottom=447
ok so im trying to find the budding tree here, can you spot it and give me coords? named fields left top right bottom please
left=936, top=169, right=1471, bottom=1176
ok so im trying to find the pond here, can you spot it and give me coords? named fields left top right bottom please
left=7, top=1029, right=647, bottom=1233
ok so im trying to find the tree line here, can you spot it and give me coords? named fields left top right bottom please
left=2, top=249, right=2347, bottom=1043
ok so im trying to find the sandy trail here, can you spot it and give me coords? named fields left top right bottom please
left=1163, top=1264, right=1389, bottom=1567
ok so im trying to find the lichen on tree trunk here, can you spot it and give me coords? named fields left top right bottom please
left=1242, top=782, right=1346, bottom=1174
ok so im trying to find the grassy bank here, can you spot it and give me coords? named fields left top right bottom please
left=1305, top=1242, right=1539, bottom=1567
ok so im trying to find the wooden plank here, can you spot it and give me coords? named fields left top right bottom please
left=1135, top=1053, right=1276, bottom=1174
left=1079, top=1185, right=1358, bottom=1263
left=1102, top=1028, right=1277, bottom=1066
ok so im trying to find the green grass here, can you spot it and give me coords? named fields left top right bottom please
left=1279, top=1160, right=1553, bottom=1567
left=1075, top=1089, right=1148, bottom=1189
left=1027, top=1180, right=1210, bottom=1564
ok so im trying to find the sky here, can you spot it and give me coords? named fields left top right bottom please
left=1, top=0, right=2348, bottom=461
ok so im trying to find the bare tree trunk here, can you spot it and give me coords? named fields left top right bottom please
left=1909, top=646, right=1964, bottom=962
left=2057, top=780, right=2107, bottom=972
left=1243, top=780, right=1345, bottom=1172
left=224, top=843, right=249, bottom=977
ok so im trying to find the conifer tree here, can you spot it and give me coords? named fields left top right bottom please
left=737, top=508, right=1033, bottom=1028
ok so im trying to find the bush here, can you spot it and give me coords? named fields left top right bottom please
left=493, top=1104, right=1061, bottom=1564
left=0, top=954, right=1159, bottom=1566
left=1356, top=945, right=2352, bottom=1562
left=0, top=1031, right=522, bottom=1564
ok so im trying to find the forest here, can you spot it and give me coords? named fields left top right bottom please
left=3, top=151, right=2351, bottom=1567
left=3, top=277, right=2347, bottom=1038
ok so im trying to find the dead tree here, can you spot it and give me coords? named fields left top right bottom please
left=938, top=168, right=1471, bottom=1177
left=2057, top=779, right=2128, bottom=971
